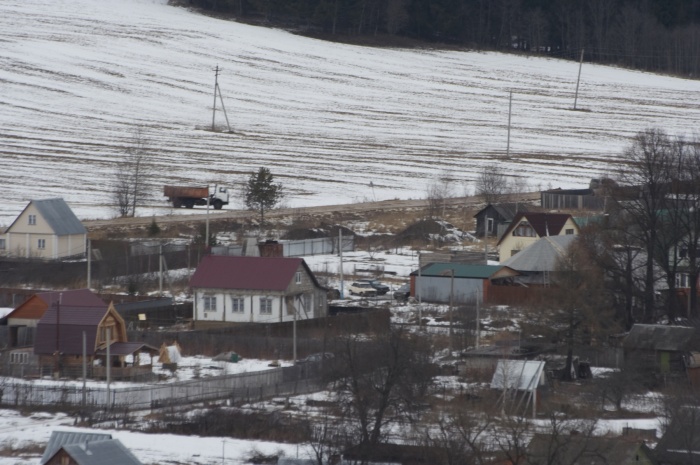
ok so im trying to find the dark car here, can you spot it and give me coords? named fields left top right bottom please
left=393, top=283, right=411, bottom=301
left=358, top=279, right=390, bottom=295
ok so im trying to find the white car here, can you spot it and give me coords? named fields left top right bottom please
left=348, top=281, right=378, bottom=297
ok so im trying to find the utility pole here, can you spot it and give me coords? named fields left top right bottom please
left=159, top=243, right=164, bottom=295
left=106, top=327, right=111, bottom=408
left=449, top=268, right=454, bottom=353
left=86, top=238, right=91, bottom=289
left=417, top=252, right=422, bottom=330
left=339, top=229, right=344, bottom=299
left=476, top=290, right=480, bottom=349
left=212, top=65, right=219, bottom=131
left=211, top=65, right=232, bottom=132
left=293, top=305, right=297, bottom=364
left=574, top=49, right=584, bottom=110
left=506, top=91, right=512, bottom=157
left=82, top=331, right=87, bottom=408
left=205, top=188, right=210, bottom=249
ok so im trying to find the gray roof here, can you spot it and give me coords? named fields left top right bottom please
left=492, top=202, right=529, bottom=219
left=40, top=431, right=112, bottom=464
left=61, top=439, right=143, bottom=465
left=501, top=235, right=576, bottom=272
left=623, top=324, right=698, bottom=351
left=32, top=198, right=86, bottom=235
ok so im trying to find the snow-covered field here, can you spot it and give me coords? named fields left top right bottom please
left=3, top=0, right=700, bottom=225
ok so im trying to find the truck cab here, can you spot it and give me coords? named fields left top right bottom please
left=210, top=185, right=229, bottom=209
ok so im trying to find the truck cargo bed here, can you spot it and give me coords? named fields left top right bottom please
left=163, top=185, right=208, bottom=199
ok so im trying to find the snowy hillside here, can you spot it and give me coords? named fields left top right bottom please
left=2, top=0, right=700, bottom=224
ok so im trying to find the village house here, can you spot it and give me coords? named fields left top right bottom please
left=473, top=202, right=529, bottom=238
left=33, top=301, right=157, bottom=380
left=410, top=263, right=520, bottom=304
left=496, top=212, right=579, bottom=262
left=189, top=255, right=328, bottom=328
left=0, top=198, right=87, bottom=260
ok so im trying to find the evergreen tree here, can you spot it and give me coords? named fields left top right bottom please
left=244, top=167, right=284, bottom=226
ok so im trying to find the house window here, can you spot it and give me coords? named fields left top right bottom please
left=676, top=273, right=690, bottom=289
left=296, top=271, right=302, bottom=284
left=37, top=239, right=46, bottom=249
left=565, top=228, right=574, bottom=235
left=203, top=295, right=217, bottom=312
left=10, top=352, right=28, bottom=364
left=0, top=239, right=5, bottom=250
left=487, top=218, right=494, bottom=234
left=260, top=297, right=273, bottom=315
left=513, top=221, right=535, bottom=237
left=231, top=297, right=244, bottom=313
left=679, top=248, right=688, bottom=259
left=28, top=214, right=36, bottom=225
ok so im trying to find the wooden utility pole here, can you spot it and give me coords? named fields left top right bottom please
left=507, top=91, right=512, bottom=157
left=574, top=49, right=584, bottom=110
left=449, top=269, right=454, bottom=353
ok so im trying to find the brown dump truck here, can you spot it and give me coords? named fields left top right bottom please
left=163, top=185, right=230, bottom=210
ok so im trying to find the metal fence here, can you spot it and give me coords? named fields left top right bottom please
left=283, top=236, right=354, bottom=257
left=0, top=364, right=324, bottom=410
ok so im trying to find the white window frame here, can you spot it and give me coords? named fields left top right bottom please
left=0, top=238, right=5, bottom=250
left=28, top=214, right=36, bottom=225
left=260, top=297, right=273, bottom=315
left=296, top=271, right=302, bottom=284
left=203, top=295, right=217, bottom=312
left=10, top=352, right=28, bottom=364
left=487, top=217, right=494, bottom=234
left=37, top=239, right=46, bottom=249
left=231, top=297, right=245, bottom=313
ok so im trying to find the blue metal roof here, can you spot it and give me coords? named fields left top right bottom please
left=40, top=431, right=112, bottom=464
left=32, top=198, right=86, bottom=235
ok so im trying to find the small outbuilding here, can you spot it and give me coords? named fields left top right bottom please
left=410, top=263, right=520, bottom=304
left=623, top=324, right=699, bottom=377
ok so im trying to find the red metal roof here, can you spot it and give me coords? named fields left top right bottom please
left=189, top=255, right=310, bottom=291
left=34, top=305, right=107, bottom=355
left=5, top=289, right=105, bottom=321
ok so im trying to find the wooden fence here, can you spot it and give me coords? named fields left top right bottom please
left=0, top=364, right=323, bottom=410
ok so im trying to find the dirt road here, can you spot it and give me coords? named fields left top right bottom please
left=83, top=193, right=540, bottom=232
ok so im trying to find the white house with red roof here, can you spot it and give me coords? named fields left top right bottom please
left=189, top=255, right=328, bottom=327
left=496, top=212, right=579, bottom=262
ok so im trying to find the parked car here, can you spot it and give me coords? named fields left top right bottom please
left=297, top=352, right=335, bottom=364
left=357, top=279, right=390, bottom=295
left=348, top=281, right=378, bottom=297
left=393, top=283, right=411, bottom=301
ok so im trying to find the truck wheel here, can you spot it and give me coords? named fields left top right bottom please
left=213, top=199, right=223, bottom=210
left=184, top=199, right=195, bottom=209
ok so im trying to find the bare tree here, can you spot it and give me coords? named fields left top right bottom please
left=613, top=128, right=675, bottom=321
left=425, top=172, right=455, bottom=219
left=113, top=127, right=153, bottom=218
left=524, top=237, right=617, bottom=381
left=331, top=326, right=433, bottom=447
left=475, top=166, right=509, bottom=205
